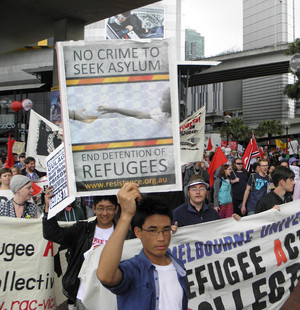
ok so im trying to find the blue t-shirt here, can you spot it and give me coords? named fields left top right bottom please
left=246, top=173, right=269, bottom=212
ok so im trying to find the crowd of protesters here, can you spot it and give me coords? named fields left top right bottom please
left=0, top=140, right=299, bottom=309
left=182, top=143, right=299, bottom=219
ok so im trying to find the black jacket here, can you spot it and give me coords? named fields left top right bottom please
left=255, top=191, right=292, bottom=214
left=43, top=216, right=98, bottom=302
left=21, top=168, right=45, bottom=178
left=42, top=215, right=134, bottom=302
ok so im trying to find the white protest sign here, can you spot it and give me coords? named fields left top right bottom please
left=56, top=39, right=181, bottom=196
left=26, top=110, right=63, bottom=172
left=46, top=144, right=75, bottom=219
left=180, top=106, right=206, bottom=164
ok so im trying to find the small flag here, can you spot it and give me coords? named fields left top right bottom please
left=242, top=134, right=260, bottom=171
left=207, top=147, right=228, bottom=187
left=5, top=133, right=16, bottom=169
left=207, top=137, right=213, bottom=151
left=275, top=139, right=286, bottom=149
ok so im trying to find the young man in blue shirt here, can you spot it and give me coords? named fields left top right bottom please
left=97, top=182, right=188, bottom=310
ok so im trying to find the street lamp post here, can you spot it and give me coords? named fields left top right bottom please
left=224, top=115, right=232, bottom=147
left=283, top=121, right=290, bottom=156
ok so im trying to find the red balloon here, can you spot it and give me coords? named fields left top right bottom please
left=11, top=101, right=23, bottom=112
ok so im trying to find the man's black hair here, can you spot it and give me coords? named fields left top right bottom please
left=132, top=195, right=172, bottom=229
left=25, top=156, right=35, bottom=165
left=93, top=195, right=118, bottom=207
left=121, top=11, right=131, bottom=18
left=271, top=166, right=295, bottom=187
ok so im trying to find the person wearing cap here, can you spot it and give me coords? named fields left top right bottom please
left=289, top=157, right=300, bottom=181
left=173, top=175, right=219, bottom=227
left=0, top=175, right=36, bottom=218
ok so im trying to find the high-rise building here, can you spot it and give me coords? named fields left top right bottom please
left=185, top=29, right=204, bottom=60
left=243, top=0, right=296, bottom=123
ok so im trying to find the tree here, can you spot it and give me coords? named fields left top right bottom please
left=218, top=118, right=251, bottom=144
left=283, top=38, right=300, bottom=101
left=285, top=38, right=300, bottom=55
left=283, top=82, right=300, bottom=101
left=254, top=120, right=283, bottom=139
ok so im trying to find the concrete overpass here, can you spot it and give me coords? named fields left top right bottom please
left=181, top=44, right=292, bottom=87
left=1, top=0, right=159, bottom=55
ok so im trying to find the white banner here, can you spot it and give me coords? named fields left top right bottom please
left=180, top=106, right=205, bottom=164
left=80, top=200, right=300, bottom=310
left=2, top=202, right=300, bottom=309
left=0, top=217, right=65, bottom=308
left=26, top=110, right=63, bottom=172
left=46, top=144, right=75, bottom=219
left=56, top=39, right=181, bottom=196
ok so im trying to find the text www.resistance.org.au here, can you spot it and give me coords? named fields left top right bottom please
left=84, top=177, right=169, bottom=189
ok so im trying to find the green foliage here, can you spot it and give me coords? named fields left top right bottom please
left=283, top=81, right=300, bottom=101
left=254, top=120, right=283, bottom=139
left=283, top=38, right=300, bottom=101
left=285, top=38, right=300, bottom=55
left=218, top=118, right=251, bottom=143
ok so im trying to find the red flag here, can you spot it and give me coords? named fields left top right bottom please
left=5, top=133, right=16, bottom=168
left=207, top=147, right=228, bottom=187
left=242, top=134, right=260, bottom=171
left=207, top=137, right=213, bottom=151
left=259, top=147, right=264, bottom=158
left=32, top=182, right=43, bottom=197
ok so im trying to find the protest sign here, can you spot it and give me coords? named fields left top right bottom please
left=12, top=141, right=25, bottom=155
left=0, top=217, right=65, bottom=308
left=180, top=106, right=205, bottom=164
left=80, top=200, right=300, bottom=310
left=56, top=39, right=181, bottom=196
left=46, top=144, right=75, bottom=219
left=26, top=110, right=63, bottom=172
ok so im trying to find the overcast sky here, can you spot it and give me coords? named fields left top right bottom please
left=182, top=0, right=300, bottom=57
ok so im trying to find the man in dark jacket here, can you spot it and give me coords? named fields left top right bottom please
left=173, top=176, right=219, bottom=227
left=256, top=166, right=295, bottom=213
left=21, top=156, right=45, bottom=180
left=43, top=186, right=132, bottom=309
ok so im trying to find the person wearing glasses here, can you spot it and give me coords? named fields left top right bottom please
left=230, top=158, right=249, bottom=216
left=97, top=182, right=188, bottom=310
left=42, top=186, right=133, bottom=310
left=172, top=175, right=220, bottom=227
left=240, top=159, right=270, bottom=216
